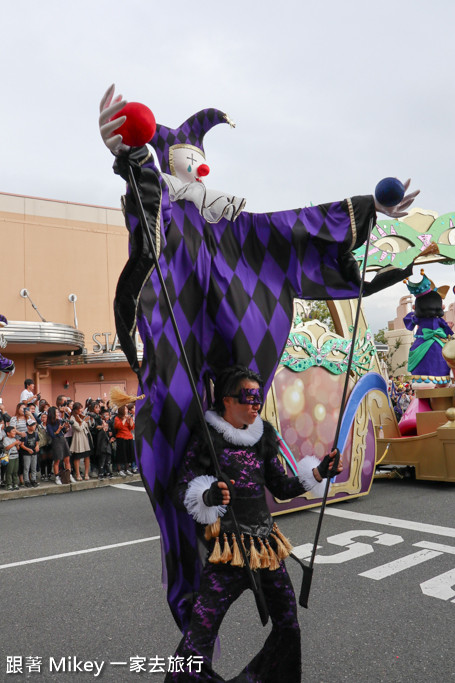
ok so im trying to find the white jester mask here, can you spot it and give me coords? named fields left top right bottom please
left=169, top=145, right=210, bottom=184
left=149, top=108, right=234, bottom=179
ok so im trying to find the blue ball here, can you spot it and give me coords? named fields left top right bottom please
left=375, top=177, right=405, bottom=207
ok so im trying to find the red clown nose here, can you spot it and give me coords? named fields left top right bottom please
left=197, top=164, right=210, bottom=178
left=111, top=102, right=156, bottom=148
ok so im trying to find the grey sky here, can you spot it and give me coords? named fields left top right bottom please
left=1, top=0, right=454, bottom=330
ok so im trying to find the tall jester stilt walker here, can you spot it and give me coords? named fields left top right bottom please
left=99, top=85, right=421, bottom=632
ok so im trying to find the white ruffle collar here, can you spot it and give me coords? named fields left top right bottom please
left=205, top=410, right=264, bottom=446
left=162, top=174, right=246, bottom=224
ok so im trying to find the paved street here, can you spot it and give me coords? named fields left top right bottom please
left=1, top=477, right=454, bottom=681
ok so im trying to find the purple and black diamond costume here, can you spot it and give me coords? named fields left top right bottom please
left=111, top=107, right=414, bottom=632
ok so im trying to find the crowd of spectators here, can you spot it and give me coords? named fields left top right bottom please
left=0, top=379, right=137, bottom=491
left=0, top=373, right=445, bottom=491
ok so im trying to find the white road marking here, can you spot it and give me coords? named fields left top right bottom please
left=420, top=568, right=455, bottom=601
left=293, top=531, right=404, bottom=564
left=359, top=549, right=443, bottom=580
left=312, top=507, right=455, bottom=539
left=292, top=543, right=319, bottom=560
left=0, top=536, right=160, bottom=571
left=414, top=540, right=455, bottom=555
left=110, top=483, right=146, bottom=492
left=326, top=530, right=404, bottom=546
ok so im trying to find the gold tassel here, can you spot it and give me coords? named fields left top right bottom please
left=109, top=387, right=145, bottom=409
left=220, top=533, right=233, bottom=563
left=231, top=533, right=244, bottom=567
left=208, top=536, right=222, bottom=564
left=258, top=538, right=270, bottom=569
left=204, top=518, right=220, bottom=542
left=240, top=533, right=247, bottom=557
left=271, top=533, right=289, bottom=561
left=249, top=536, right=261, bottom=570
left=273, top=523, right=293, bottom=553
left=210, top=518, right=221, bottom=538
left=265, top=539, right=280, bottom=571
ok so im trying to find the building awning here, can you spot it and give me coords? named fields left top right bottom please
left=2, top=321, right=84, bottom=354
left=35, top=350, right=143, bottom=369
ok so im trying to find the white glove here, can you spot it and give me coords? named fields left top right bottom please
left=374, top=178, right=420, bottom=218
left=99, top=84, right=131, bottom=156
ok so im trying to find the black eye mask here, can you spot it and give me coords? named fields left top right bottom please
left=228, top=388, right=263, bottom=406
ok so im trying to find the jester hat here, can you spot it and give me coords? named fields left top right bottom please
left=149, top=108, right=234, bottom=175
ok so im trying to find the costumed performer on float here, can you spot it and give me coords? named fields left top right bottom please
left=98, top=85, right=421, bottom=632
left=164, top=365, right=341, bottom=682
left=403, top=270, right=453, bottom=384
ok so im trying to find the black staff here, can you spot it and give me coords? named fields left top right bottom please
left=294, top=217, right=374, bottom=608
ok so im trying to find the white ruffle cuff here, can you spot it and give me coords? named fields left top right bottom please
left=297, top=455, right=327, bottom=499
left=184, top=475, right=227, bottom=524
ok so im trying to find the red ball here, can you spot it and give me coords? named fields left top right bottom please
left=111, top=102, right=156, bottom=147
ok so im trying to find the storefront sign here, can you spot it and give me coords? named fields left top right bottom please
left=92, top=332, right=143, bottom=353
left=92, top=332, right=120, bottom=353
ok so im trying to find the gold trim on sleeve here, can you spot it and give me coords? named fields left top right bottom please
left=347, top=197, right=357, bottom=251
left=139, top=150, right=153, bottom=167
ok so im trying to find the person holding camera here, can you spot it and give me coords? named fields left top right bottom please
left=10, top=403, right=30, bottom=486
left=87, top=401, right=103, bottom=436
left=20, top=379, right=40, bottom=414
left=114, top=405, right=135, bottom=477
left=47, top=406, right=74, bottom=485
left=97, top=408, right=115, bottom=479
left=70, top=402, right=93, bottom=481
left=56, top=395, right=71, bottom=418
left=3, top=425, right=22, bottom=490
left=37, top=399, right=50, bottom=423
left=56, top=395, right=74, bottom=455
left=86, top=401, right=104, bottom=476
left=37, top=412, right=53, bottom=481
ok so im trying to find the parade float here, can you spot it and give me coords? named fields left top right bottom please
left=263, top=297, right=386, bottom=513
left=265, top=208, right=455, bottom=511
left=371, top=215, right=455, bottom=482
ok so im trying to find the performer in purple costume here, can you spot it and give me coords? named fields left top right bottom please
left=403, top=271, right=453, bottom=382
left=164, top=366, right=340, bottom=682
left=99, top=85, right=420, bottom=631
